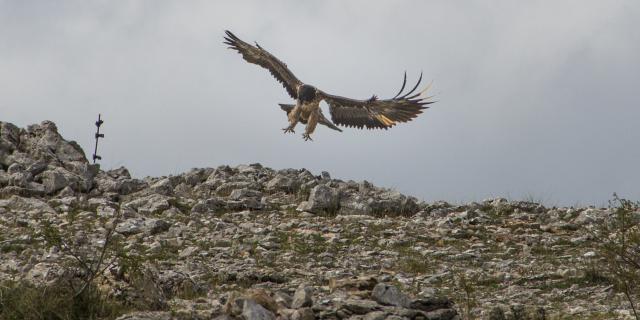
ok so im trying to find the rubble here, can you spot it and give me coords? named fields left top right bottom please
left=0, top=120, right=634, bottom=319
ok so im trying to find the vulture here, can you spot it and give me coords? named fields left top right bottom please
left=224, top=30, right=434, bottom=141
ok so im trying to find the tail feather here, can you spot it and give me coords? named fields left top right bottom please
left=279, top=103, right=295, bottom=114
left=318, top=112, right=343, bottom=132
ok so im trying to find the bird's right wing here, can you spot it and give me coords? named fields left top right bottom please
left=318, top=72, right=434, bottom=130
left=224, top=30, right=303, bottom=99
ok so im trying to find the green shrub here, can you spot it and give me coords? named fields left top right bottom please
left=592, top=194, right=640, bottom=319
left=0, top=280, right=128, bottom=320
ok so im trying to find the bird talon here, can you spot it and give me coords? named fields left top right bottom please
left=302, top=134, right=313, bottom=141
left=282, top=127, right=295, bottom=134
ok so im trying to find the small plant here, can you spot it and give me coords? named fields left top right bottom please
left=0, top=279, right=127, bottom=320
left=391, top=241, right=433, bottom=275
left=0, top=204, right=136, bottom=319
left=591, top=194, right=640, bottom=319
left=455, top=272, right=477, bottom=320
left=41, top=205, right=123, bottom=298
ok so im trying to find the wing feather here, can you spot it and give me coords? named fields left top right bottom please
left=319, top=73, right=434, bottom=130
left=224, top=30, right=302, bottom=99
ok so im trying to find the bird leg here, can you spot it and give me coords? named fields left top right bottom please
left=283, top=105, right=300, bottom=134
left=302, top=110, right=318, bottom=141
left=282, top=124, right=296, bottom=134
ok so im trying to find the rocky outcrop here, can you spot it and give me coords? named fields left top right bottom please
left=0, top=121, right=98, bottom=197
left=0, top=120, right=636, bottom=319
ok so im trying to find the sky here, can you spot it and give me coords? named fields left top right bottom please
left=1, top=1, right=639, bottom=206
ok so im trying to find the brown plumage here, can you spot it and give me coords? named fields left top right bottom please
left=224, top=30, right=434, bottom=141
left=279, top=104, right=342, bottom=132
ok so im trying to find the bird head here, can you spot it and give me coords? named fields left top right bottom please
left=297, top=84, right=317, bottom=103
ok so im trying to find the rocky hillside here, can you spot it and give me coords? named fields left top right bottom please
left=0, top=120, right=636, bottom=319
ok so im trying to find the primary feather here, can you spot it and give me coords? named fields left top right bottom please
left=224, top=30, right=302, bottom=99
left=319, top=72, right=434, bottom=130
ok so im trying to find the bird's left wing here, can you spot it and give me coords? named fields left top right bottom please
left=318, top=72, right=434, bottom=130
left=224, top=30, right=302, bottom=99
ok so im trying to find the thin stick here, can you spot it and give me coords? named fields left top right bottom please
left=73, top=206, right=122, bottom=298
left=624, top=282, right=639, bottom=320
left=92, top=114, right=104, bottom=164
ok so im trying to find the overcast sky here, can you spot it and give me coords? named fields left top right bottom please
left=1, top=1, right=639, bottom=206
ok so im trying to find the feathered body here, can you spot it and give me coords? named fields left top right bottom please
left=223, top=30, right=434, bottom=141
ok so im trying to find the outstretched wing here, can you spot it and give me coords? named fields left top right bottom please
left=318, top=72, right=434, bottom=130
left=224, top=30, right=302, bottom=99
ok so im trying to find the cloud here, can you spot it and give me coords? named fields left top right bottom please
left=1, top=1, right=638, bottom=205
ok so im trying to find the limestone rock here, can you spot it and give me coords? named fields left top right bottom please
left=116, top=218, right=144, bottom=236
left=297, top=185, right=339, bottom=213
left=291, top=307, right=314, bottom=320
left=266, top=174, right=299, bottom=192
left=291, top=284, right=313, bottom=309
left=230, top=188, right=263, bottom=201
left=339, top=299, right=380, bottom=315
left=372, top=283, right=410, bottom=308
left=40, top=169, right=70, bottom=194
left=242, top=299, right=275, bottom=320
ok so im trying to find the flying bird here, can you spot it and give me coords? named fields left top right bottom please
left=223, top=30, right=434, bottom=141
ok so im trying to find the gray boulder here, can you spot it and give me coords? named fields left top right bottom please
left=26, top=161, right=47, bottom=176
left=297, top=185, right=340, bottom=213
left=7, top=163, right=24, bottom=174
left=0, top=195, right=55, bottom=214
left=573, top=208, right=605, bottom=225
left=124, top=194, right=171, bottom=215
left=291, top=284, right=314, bottom=309
left=23, top=121, right=87, bottom=163
left=0, top=121, right=100, bottom=195
left=191, top=197, right=227, bottom=213
left=266, top=174, right=299, bottom=192
left=242, top=299, right=275, bottom=320
left=9, top=171, right=33, bottom=188
left=372, top=283, right=410, bottom=308
left=150, top=178, right=175, bottom=196
left=97, top=176, right=147, bottom=195
left=116, top=218, right=144, bottom=236
left=145, top=218, right=171, bottom=235
left=230, top=188, right=263, bottom=200
left=339, top=299, right=380, bottom=315
left=40, top=169, right=70, bottom=194
left=216, top=181, right=260, bottom=196
left=183, top=167, right=212, bottom=186
left=0, top=122, right=20, bottom=155
left=291, top=308, right=314, bottom=320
